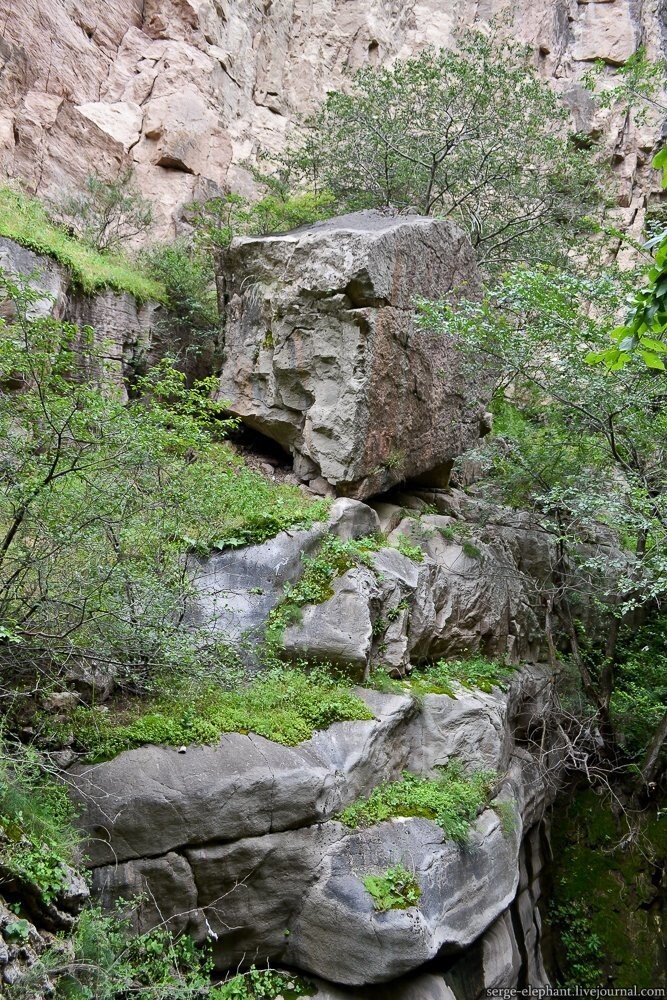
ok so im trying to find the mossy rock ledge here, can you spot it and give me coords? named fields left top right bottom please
left=69, top=663, right=554, bottom=992
left=0, top=235, right=162, bottom=398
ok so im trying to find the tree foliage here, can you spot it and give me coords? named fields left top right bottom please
left=0, top=270, right=324, bottom=697
left=269, top=28, right=600, bottom=269
left=141, top=240, right=221, bottom=379
left=54, top=168, right=154, bottom=254
left=420, top=263, right=667, bottom=782
left=187, top=190, right=336, bottom=255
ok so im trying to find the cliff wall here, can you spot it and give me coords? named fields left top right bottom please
left=0, top=0, right=664, bottom=237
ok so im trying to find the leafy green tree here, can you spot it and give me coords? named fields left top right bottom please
left=187, top=190, right=335, bottom=254
left=270, top=28, right=600, bottom=269
left=0, top=269, right=234, bottom=691
left=0, top=269, right=322, bottom=699
left=420, top=263, right=667, bottom=785
left=141, top=240, right=221, bottom=380
left=583, top=46, right=667, bottom=369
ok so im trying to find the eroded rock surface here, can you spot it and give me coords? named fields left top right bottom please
left=191, top=491, right=568, bottom=675
left=70, top=664, right=556, bottom=990
left=219, top=211, right=486, bottom=499
left=0, top=1, right=661, bottom=237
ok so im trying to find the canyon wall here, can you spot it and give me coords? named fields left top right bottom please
left=0, top=0, right=664, bottom=237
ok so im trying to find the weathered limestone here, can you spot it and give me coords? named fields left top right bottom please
left=219, top=211, right=486, bottom=499
left=181, top=806, right=520, bottom=984
left=69, top=665, right=555, bottom=988
left=188, top=490, right=573, bottom=675
left=189, top=498, right=380, bottom=646
left=70, top=688, right=416, bottom=868
left=283, top=565, right=380, bottom=674
left=572, top=0, right=638, bottom=65
left=0, top=236, right=160, bottom=394
left=0, top=0, right=660, bottom=237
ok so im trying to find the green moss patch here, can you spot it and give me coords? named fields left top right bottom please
left=174, top=444, right=330, bottom=553
left=56, top=668, right=374, bottom=761
left=0, top=187, right=165, bottom=301
left=549, top=789, right=667, bottom=989
left=338, top=762, right=495, bottom=842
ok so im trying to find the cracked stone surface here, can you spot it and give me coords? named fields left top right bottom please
left=219, top=211, right=487, bottom=499
left=69, top=665, right=555, bottom=987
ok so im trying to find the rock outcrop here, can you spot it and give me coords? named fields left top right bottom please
left=190, top=490, right=571, bottom=674
left=0, top=1, right=662, bottom=238
left=219, top=211, right=486, bottom=499
left=0, top=236, right=160, bottom=394
left=68, top=664, right=556, bottom=992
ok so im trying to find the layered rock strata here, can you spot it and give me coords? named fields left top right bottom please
left=69, top=664, right=556, bottom=992
left=0, top=236, right=160, bottom=395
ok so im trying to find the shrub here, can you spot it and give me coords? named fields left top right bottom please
left=366, top=656, right=514, bottom=698
left=54, top=168, right=153, bottom=253
left=551, top=900, right=604, bottom=989
left=214, top=966, right=314, bottom=999
left=392, top=535, right=424, bottom=563
left=361, top=864, right=421, bottom=912
left=141, top=240, right=220, bottom=376
left=338, top=762, right=495, bottom=842
left=8, top=904, right=216, bottom=999
left=0, top=741, right=78, bottom=904
left=410, top=656, right=515, bottom=696
left=189, top=191, right=336, bottom=253
left=0, top=273, right=328, bottom=691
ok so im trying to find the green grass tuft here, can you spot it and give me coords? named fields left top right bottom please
left=361, top=864, right=421, bottom=912
left=338, top=762, right=495, bottom=842
left=57, top=667, right=374, bottom=761
left=0, top=187, right=166, bottom=302
left=366, top=655, right=515, bottom=698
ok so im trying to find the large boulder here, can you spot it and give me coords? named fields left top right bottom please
left=69, top=666, right=557, bottom=988
left=188, top=805, right=521, bottom=984
left=218, top=211, right=487, bottom=500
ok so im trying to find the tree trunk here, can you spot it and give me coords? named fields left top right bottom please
left=639, top=708, right=667, bottom=791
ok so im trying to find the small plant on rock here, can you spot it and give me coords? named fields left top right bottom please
left=54, top=168, right=154, bottom=253
left=361, top=864, right=421, bottom=912
left=338, top=762, right=495, bottom=843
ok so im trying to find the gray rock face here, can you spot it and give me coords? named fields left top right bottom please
left=282, top=565, right=380, bottom=676
left=219, top=211, right=487, bottom=499
left=69, top=666, right=556, bottom=989
left=0, top=236, right=160, bottom=396
left=278, top=507, right=556, bottom=675
left=190, top=493, right=565, bottom=675
left=189, top=498, right=381, bottom=651
left=184, top=805, right=520, bottom=984
left=70, top=688, right=415, bottom=867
